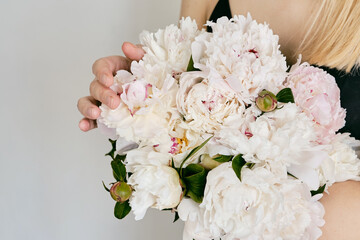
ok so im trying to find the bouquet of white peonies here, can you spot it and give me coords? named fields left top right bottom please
left=98, top=14, right=360, bottom=240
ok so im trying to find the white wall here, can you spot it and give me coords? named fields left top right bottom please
left=0, top=0, right=183, bottom=239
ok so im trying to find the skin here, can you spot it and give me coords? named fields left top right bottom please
left=77, top=42, right=145, bottom=131
left=77, top=0, right=360, bottom=238
left=320, top=181, right=360, bottom=239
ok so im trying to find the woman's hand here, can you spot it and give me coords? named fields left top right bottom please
left=77, top=42, right=145, bottom=132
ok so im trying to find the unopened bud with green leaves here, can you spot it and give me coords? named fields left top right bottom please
left=110, top=182, right=132, bottom=202
left=255, top=90, right=277, bottom=112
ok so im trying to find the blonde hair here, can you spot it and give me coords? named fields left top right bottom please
left=298, top=0, right=360, bottom=72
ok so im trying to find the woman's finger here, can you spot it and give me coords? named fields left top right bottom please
left=77, top=96, right=101, bottom=119
left=89, top=79, right=120, bottom=109
left=122, top=42, right=146, bottom=61
left=92, top=56, right=131, bottom=87
left=79, top=117, right=97, bottom=132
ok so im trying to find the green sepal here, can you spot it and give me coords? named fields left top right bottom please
left=105, top=139, right=117, bottom=159
left=161, top=208, right=179, bottom=223
left=111, top=158, right=127, bottom=182
left=213, top=155, right=233, bottom=163
left=232, top=154, right=246, bottom=181
left=183, top=164, right=207, bottom=203
left=276, top=88, right=295, bottom=103
left=171, top=158, right=180, bottom=174
left=114, top=201, right=131, bottom=220
left=179, top=136, right=212, bottom=177
left=311, top=184, right=326, bottom=196
left=186, top=55, right=200, bottom=72
left=173, top=212, right=180, bottom=223
left=246, top=162, right=255, bottom=169
left=161, top=208, right=172, bottom=211
left=102, top=181, right=110, bottom=192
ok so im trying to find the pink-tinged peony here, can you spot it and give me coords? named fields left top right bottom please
left=121, top=80, right=152, bottom=115
left=286, top=62, right=346, bottom=143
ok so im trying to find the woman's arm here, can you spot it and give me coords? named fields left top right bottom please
left=319, top=181, right=360, bottom=239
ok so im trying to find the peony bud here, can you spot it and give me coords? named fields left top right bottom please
left=255, top=90, right=277, bottom=112
left=200, top=154, right=222, bottom=170
left=110, top=182, right=132, bottom=202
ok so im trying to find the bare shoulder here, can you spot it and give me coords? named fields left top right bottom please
left=319, top=181, right=360, bottom=240
left=180, top=0, right=211, bottom=28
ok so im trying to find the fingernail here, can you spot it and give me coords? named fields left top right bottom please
left=88, top=108, right=98, bottom=118
left=101, top=74, right=109, bottom=85
left=107, top=96, right=114, bottom=108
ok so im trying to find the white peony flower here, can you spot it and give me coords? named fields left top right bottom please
left=126, top=148, right=182, bottom=220
left=177, top=70, right=245, bottom=134
left=128, top=165, right=182, bottom=220
left=140, top=17, right=200, bottom=88
left=125, top=146, right=171, bottom=170
left=96, top=118, right=117, bottom=140
left=192, top=14, right=287, bottom=103
left=217, top=104, right=326, bottom=190
left=267, top=181, right=325, bottom=240
left=319, top=133, right=360, bottom=188
left=115, top=138, right=138, bottom=154
left=200, top=163, right=324, bottom=240
left=177, top=199, right=213, bottom=240
left=96, top=119, right=138, bottom=154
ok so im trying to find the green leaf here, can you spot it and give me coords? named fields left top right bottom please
left=186, top=55, right=200, bottom=72
left=105, top=139, right=117, bottom=159
left=114, top=201, right=131, bottom=219
left=111, top=159, right=127, bottom=182
left=115, top=154, right=126, bottom=162
left=213, top=155, right=233, bottom=163
left=232, top=154, right=246, bottom=181
left=276, top=88, right=295, bottom=103
left=173, top=212, right=179, bottom=223
left=311, top=184, right=326, bottom=196
left=102, top=181, right=110, bottom=192
left=179, top=136, right=212, bottom=177
left=183, top=164, right=207, bottom=203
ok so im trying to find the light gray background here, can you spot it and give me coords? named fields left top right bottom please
left=0, top=0, right=184, bottom=239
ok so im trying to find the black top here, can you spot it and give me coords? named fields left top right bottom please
left=207, top=0, right=232, bottom=32
left=208, top=0, right=360, bottom=139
